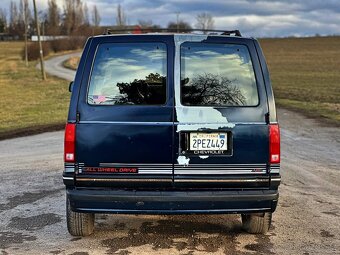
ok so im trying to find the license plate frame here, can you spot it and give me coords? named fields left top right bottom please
left=182, top=132, right=232, bottom=156
left=190, top=132, right=228, bottom=151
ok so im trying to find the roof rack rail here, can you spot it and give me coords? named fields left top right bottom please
left=104, top=28, right=242, bottom=37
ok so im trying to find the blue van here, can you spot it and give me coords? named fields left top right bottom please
left=63, top=31, right=281, bottom=236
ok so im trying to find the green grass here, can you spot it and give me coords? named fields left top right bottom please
left=259, top=36, right=340, bottom=125
left=0, top=42, right=69, bottom=139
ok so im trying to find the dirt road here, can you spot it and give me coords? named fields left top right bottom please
left=0, top=107, right=339, bottom=255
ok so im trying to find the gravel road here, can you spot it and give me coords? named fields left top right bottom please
left=42, top=52, right=81, bottom=81
left=1, top=54, right=338, bottom=254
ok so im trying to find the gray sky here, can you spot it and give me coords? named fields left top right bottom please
left=1, top=0, right=340, bottom=37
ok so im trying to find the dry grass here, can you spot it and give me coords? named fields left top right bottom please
left=260, top=36, right=340, bottom=124
left=0, top=42, right=69, bottom=139
left=63, top=56, right=80, bottom=70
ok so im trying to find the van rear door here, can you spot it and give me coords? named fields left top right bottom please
left=75, top=36, right=174, bottom=188
left=173, top=36, right=270, bottom=188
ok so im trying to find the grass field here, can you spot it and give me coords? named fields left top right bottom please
left=259, top=36, right=340, bottom=125
left=0, top=42, right=69, bottom=139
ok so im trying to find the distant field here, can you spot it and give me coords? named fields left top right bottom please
left=260, top=36, right=340, bottom=125
left=0, top=42, right=69, bottom=139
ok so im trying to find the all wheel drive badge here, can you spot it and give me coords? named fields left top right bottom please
left=84, top=167, right=138, bottom=173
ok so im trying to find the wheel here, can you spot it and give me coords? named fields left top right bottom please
left=241, top=212, right=272, bottom=234
left=66, top=197, right=95, bottom=236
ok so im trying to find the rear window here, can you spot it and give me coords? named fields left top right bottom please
left=88, top=42, right=167, bottom=105
left=180, top=42, right=259, bottom=106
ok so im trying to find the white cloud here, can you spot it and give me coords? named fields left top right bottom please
left=1, top=0, right=340, bottom=37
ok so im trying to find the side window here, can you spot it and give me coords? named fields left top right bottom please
left=88, top=43, right=167, bottom=105
left=181, top=42, right=259, bottom=106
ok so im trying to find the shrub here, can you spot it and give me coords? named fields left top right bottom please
left=50, top=37, right=86, bottom=52
left=22, top=42, right=51, bottom=61
left=22, top=37, right=86, bottom=62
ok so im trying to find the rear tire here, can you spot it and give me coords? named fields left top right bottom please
left=66, top=197, right=95, bottom=236
left=241, top=212, right=272, bottom=234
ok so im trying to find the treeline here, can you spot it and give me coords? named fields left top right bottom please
left=0, top=0, right=101, bottom=37
left=0, top=0, right=216, bottom=37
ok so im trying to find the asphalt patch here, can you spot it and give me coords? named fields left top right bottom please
left=8, top=213, right=62, bottom=231
left=320, top=230, right=335, bottom=238
left=0, top=231, right=36, bottom=249
left=0, top=189, right=63, bottom=212
left=101, top=217, right=244, bottom=254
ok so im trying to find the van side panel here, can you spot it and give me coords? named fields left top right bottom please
left=67, top=38, right=92, bottom=122
left=253, top=40, right=277, bottom=123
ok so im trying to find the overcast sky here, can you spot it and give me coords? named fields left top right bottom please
left=1, top=0, right=340, bottom=37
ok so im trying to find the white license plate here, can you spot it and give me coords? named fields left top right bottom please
left=189, top=133, right=228, bottom=151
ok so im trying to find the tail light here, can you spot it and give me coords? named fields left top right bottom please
left=269, top=124, right=280, bottom=164
left=64, top=123, right=76, bottom=162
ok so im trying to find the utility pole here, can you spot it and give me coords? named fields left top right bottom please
left=33, top=0, right=46, bottom=80
left=176, top=12, right=180, bottom=33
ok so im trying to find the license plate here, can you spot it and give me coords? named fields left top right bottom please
left=189, top=132, right=228, bottom=151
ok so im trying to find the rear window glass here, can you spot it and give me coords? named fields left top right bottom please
left=180, top=43, right=259, bottom=106
left=88, top=43, right=167, bottom=105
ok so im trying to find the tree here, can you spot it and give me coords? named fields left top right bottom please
left=9, top=1, right=19, bottom=35
left=83, top=3, right=89, bottom=25
left=115, top=73, right=166, bottom=105
left=195, top=12, right=214, bottom=33
left=138, top=19, right=160, bottom=31
left=167, top=20, right=192, bottom=32
left=0, top=9, right=7, bottom=33
left=91, top=5, right=100, bottom=27
left=46, top=0, right=60, bottom=35
left=181, top=73, right=245, bottom=106
left=116, top=4, right=126, bottom=27
left=63, top=0, right=86, bottom=35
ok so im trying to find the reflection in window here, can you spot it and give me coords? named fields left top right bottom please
left=88, top=43, right=167, bottom=105
left=181, top=43, right=259, bottom=106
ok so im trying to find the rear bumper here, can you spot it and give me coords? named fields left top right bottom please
left=67, top=188, right=279, bottom=214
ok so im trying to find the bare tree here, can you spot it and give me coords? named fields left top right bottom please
left=91, top=5, right=100, bottom=27
left=138, top=19, right=153, bottom=28
left=167, top=20, right=192, bottom=32
left=0, top=8, right=7, bottom=33
left=116, top=4, right=126, bottom=27
left=46, top=0, right=60, bottom=35
left=83, top=3, right=89, bottom=25
left=9, top=1, right=19, bottom=35
left=138, top=19, right=160, bottom=31
left=181, top=73, right=245, bottom=106
left=195, top=12, right=214, bottom=33
left=63, top=0, right=85, bottom=35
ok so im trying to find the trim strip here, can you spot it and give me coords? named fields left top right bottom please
left=174, top=170, right=266, bottom=175
left=63, top=177, right=74, bottom=180
left=76, top=178, right=172, bottom=182
left=79, top=121, right=173, bottom=125
left=174, top=179, right=269, bottom=183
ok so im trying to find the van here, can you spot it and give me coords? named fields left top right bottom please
left=63, top=30, right=281, bottom=236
